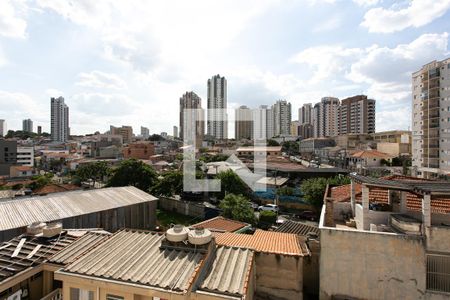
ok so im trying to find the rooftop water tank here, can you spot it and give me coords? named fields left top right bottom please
left=27, top=222, right=46, bottom=236
left=166, top=224, right=189, bottom=242
left=188, top=227, right=212, bottom=245
left=42, top=222, right=63, bottom=237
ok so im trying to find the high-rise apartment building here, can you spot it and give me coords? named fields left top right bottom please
left=313, top=97, right=339, bottom=138
left=253, top=105, right=273, bottom=140
left=0, top=119, right=5, bottom=137
left=50, top=97, right=69, bottom=142
left=179, top=91, right=204, bottom=147
left=207, top=75, right=227, bottom=140
left=272, top=100, right=291, bottom=136
left=299, top=103, right=313, bottom=125
left=110, top=125, right=133, bottom=144
left=22, top=119, right=33, bottom=133
left=412, top=58, right=450, bottom=178
left=235, top=105, right=253, bottom=140
left=290, top=121, right=300, bottom=136
left=173, top=126, right=178, bottom=138
left=338, top=95, right=375, bottom=135
left=140, top=126, right=150, bottom=139
left=299, top=123, right=314, bottom=139
left=37, top=126, right=42, bottom=135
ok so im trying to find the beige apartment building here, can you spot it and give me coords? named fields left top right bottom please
left=110, top=125, right=133, bottom=144
left=338, top=95, right=375, bottom=135
left=235, top=105, right=253, bottom=140
left=313, top=97, right=340, bottom=138
left=372, top=130, right=412, bottom=157
left=412, top=58, right=450, bottom=178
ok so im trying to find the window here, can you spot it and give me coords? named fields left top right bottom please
left=106, top=295, right=124, bottom=300
left=70, top=288, right=94, bottom=300
left=427, top=254, right=450, bottom=293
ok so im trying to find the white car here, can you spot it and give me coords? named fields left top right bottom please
left=258, top=204, right=279, bottom=212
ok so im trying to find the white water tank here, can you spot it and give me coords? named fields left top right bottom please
left=188, top=227, right=212, bottom=245
left=27, top=222, right=46, bottom=236
left=43, top=222, right=63, bottom=237
left=166, top=224, right=189, bottom=242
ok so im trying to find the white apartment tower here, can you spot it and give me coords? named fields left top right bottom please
left=140, top=126, right=150, bottom=139
left=313, top=97, right=339, bottom=138
left=0, top=120, right=5, bottom=137
left=253, top=105, right=274, bottom=140
left=50, top=97, right=69, bottom=142
left=22, top=119, right=33, bottom=133
left=299, top=103, right=313, bottom=125
left=412, top=58, right=450, bottom=178
left=272, top=100, right=292, bottom=136
left=207, top=75, right=227, bottom=140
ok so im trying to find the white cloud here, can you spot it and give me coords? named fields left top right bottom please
left=76, top=71, right=127, bottom=90
left=71, top=93, right=137, bottom=116
left=361, top=0, right=450, bottom=33
left=353, top=0, right=380, bottom=7
left=0, top=0, right=27, bottom=38
left=313, top=15, right=341, bottom=32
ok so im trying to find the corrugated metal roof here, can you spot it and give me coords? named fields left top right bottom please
left=62, top=229, right=204, bottom=293
left=275, top=220, right=320, bottom=237
left=215, top=230, right=309, bottom=256
left=48, top=232, right=111, bottom=265
left=200, top=246, right=253, bottom=297
left=0, top=186, right=157, bottom=231
left=0, top=233, right=78, bottom=283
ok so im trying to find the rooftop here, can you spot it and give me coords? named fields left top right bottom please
left=33, top=183, right=81, bottom=195
left=351, top=150, right=392, bottom=159
left=236, top=146, right=282, bottom=152
left=215, top=229, right=309, bottom=256
left=60, top=229, right=204, bottom=293
left=275, top=220, right=320, bottom=237
left=0, top=186, right=157, bottom=232
left=192, top=217, right=249, bottom=233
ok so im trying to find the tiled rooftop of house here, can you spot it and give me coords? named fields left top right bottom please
left=61, top=229, right=205, bottom=293
left=351, top=150, right=392, bottom=159
left=33, top=183, right=81, bottom=195
left=191, top=216, right=249, bottom=233
left=199, top=246, right=254, bottom=298
left=275, top=220, right=320, bottom=237
left=215, top=229, right=309, bottom=256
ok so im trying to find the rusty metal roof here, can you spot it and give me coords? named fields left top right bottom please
left=215, top=230, right=309, bottom=256
left=275, top=220, right=320, bottom=237
left=0, top=186, right=157, bottom=232
left=61, top=229, right=204, bottom=293
left=199, top=246, right=253, bottom=297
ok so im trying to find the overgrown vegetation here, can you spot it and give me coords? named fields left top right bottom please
left=219, top=193, right=256, bottom=225
left=301, top=175, right=351, bottom=209
left=107, top=159, right=158, bottom=191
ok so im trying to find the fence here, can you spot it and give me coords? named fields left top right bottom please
left=158, top=197, right=206, bottom=218
left=427, top=253, right=450, bottom=293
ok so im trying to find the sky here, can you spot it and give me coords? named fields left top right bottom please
left=0, top=0, right=450, bottom=136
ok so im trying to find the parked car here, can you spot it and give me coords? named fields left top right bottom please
left=295, top=210, right=317, bottom=221
left=249, top=202, right=259, bottom=211
left=258, top=204, right=279, bottom=212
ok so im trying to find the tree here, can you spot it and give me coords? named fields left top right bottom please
left=107, top=159, right=158, bottom=191
left=267, top=139, right=280, bottom=146
left=301, top=175, right=350, bottom=209
left=151, top=170, right=183, bottom=197
left=75, top=161, right=110, bottom=187
left=281, top=141, right=300, bottom=155
left=258, top=210, right=277, bottom=229
left=148, top=134, right=164, bottom=141
left=27, top=173, right=54, bottom=190
left=219, top=193, right=256, bottom=224
left=216, top=170, right=249, bottom=199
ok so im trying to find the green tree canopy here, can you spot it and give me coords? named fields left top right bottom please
left=281, top=141, right=300, bottom=155
left=301, top=175, right=350, bottom=209
left=219, top=193, right=256, bottom=225
left=107, top=159, right=158, bottom=191
left=267, top=139, right=280, bottom=146
left=216, top=169, right=250, bottom=199
left=75, top=161, right=110, bottom=187
left=258, top=210, right=277, bottom=229
left=151, top=170, right=183, bottom=197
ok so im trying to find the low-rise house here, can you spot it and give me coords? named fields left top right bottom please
left=122, top=142, right=155, bottom=160
left=319, top=174, right=450, bottom=299
left=9, top=165, right=36, bottom=178
left=236, top=146, right=282, bottom=162
left=348, top=149, right=393, bottom=168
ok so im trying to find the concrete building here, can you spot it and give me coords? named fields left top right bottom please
left=22, top=118, right=33, bottom=133
left=110, top=125, right=133, bottom=144
left=122, top=141, right=155, bottom=160
left=253, top=105, right=274, bottom=140
left=235, top=105, right=253, bottom=140
left=290, top=121, right=300, bottom=136
left=180, top=91, right=204, bottom=147
left=299, top=123, right=314, bottom=139
left=37, top=125, right=42, bottom=135
left=412, top=58, right=450, bottom=178
left=313, top=97, right=340, bottom=138
left=173, top=125, right=178, bottom=138
left=273, top=100, right=292, bottom=136
left=338, top=95, right=376, bottom=135
left=0, top=119, right=5, bottom=137
left=299, top=103, right=313, bottom=125
left=334, top=133, right=373, bottom=150
left=16, top=146, right=34, bottom=166
left=320, top=174, right=450, bottom=299
left=207, top=75, right=227, bottom=140
left=50, top=97, right=69, bottom=142
left=0, top=186, right=158, bottom=242
left=0, top=140, right=17, bottom=176
left=140, top=126, right=150, bottom=139
left=299, top=137, right=335, bottom=157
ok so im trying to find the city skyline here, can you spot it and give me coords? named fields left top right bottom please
left=0, top=1, right=449, bottom=135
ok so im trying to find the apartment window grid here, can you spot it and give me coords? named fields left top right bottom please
left=427, top=254, right=450, bottom=293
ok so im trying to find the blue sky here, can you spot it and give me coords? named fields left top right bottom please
left=0, top=0, right=450, bottom=135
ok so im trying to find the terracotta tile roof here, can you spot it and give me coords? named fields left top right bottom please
left=275, top=220, right=320, bottom=237
left=33, top=184, right=81, bottom=195
left=330, top=175, right=450, bottom=214
left=11, top=166, right=33, bottom=172
left=351, top=150, right=392, bottom=159
left=214, top=229, right=309, bottom=256
left=192, top=217, right=248, bottom=233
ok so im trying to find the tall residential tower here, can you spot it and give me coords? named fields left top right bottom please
left=338, top=95, right=375, bottom=135
left=50, top=97, right=69, bottom=142
left=207, top=75, right=227, bottom=140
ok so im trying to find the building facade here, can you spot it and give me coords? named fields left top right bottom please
left=173, top=125, right=178, bottom=138
left=207, top=75, right=227, bottom=140
left=412, top=58, right=450, bottom=178
left=338, top=95, right=375, bottom=135
left=0, top=140, right=17, bottom=176
left=0, top=119, right=5, bottom=137
left=273, top=100, right=292, bottom=136
left=290, top=121, right=300, bottom=136
left=50, top=97, right=69, bottom=142
left=313, top=97, right=340, bottom=138
left=299, top=103, right=313, bottom=125
left=140, top=126, right=150, bottom=139
left=180, top=91, right=204, bottom=147
left=22, top=119, right=33, bottom=133
left=110, top=125, right=133, bottom=144
left=235, top=105, right=253, bottom=140
left=16, top=146, right=34, bottom=167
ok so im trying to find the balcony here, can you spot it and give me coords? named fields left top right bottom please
left=40, top=289, right=62, bottom=300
